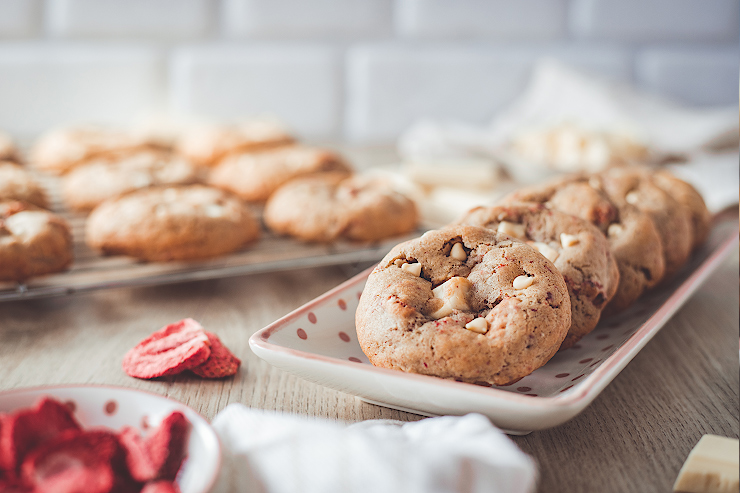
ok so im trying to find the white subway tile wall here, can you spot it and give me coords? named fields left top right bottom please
left=0, top=0, right=736, bottom=141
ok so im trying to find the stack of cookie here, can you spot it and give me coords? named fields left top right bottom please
left=0, top=131, right=74, bottom=282
left=355, top=165, right=709, bottom=386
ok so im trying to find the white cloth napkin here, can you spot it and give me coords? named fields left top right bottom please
left=210, top=404, right=537, bottom=493
left=399, top=59, right=738, bottom=161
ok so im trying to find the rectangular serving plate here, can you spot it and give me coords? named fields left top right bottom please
left=250, top=215, right=739, bottom=433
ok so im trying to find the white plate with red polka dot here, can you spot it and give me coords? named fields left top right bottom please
left=0, top=385, right=220, bottom=493
left=250, top=219, right=738, bottom=434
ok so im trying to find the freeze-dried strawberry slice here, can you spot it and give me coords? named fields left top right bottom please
left=123, top=318, right=211, bottom=379
left=142, top=480, right=181, bottom=493
left=0, top=398, right=81, bottom=474
left=191, top=332, right=241, bottom=378
left=119, top=411, right=190, bottom=483
left=21, top=429, right=131, bottom=493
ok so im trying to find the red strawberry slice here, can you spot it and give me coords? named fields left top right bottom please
left=141, top=480, right=181, bottom=493
left=191, top=332, right=241, bottom=378
left=0, top=398, right=81, bottom=475
left=123, top=319, right=211, bottom=379
left=119, top=411, right=190, bottom=483
left=21, top=429, right=132, bottom=493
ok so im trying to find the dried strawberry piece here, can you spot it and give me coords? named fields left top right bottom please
left=123, top=318, right=211, bottom=379
left=191, top=332, right=241, bottom=378
left=0, top=477, right=33, bottom=493
left=0, top=397, right=81, bottom=475
left=119, top=411, right=190, bottom=483
left=141, top=480, right=181, bottom=493
left=21, top=429, right=132, bottom=493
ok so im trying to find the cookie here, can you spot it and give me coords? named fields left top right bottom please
left=355, top=225, right=571, bottom=386
left=30, top=126, right=155, bottom=175
left=208, top=145, right=351, bottom=202
left=61, top=150, right=200, bottom=211
left=596, top=167, right=693, bottom=278
left=175, top=120, right=294, bottom=168
left=502, top=173, right=666, bottom=311
left=85, top=185, right=260, bottom=261
left=0, top=161, right=49, bottom=209
left=0, top=201, right=73, bottom=281
left=457, top=203, right=619, bottom=349
left=0, top=130, right=19, bottom=163
left=264, top=173, right=418, bottom=243
left=651, top=169, right=711, bottom=250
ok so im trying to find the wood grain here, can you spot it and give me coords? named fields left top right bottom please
left=0, top=251, right=737, bottom=493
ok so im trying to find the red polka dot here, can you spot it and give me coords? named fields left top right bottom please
left=572, top=374, right=585, bottom=381
left=104, top=400, right=117, bottom=415
left=338, top=331, right=350, bottom=342
left=141, top=416, right=150, bottom=430
left=596, top=334, right=609, bottom=340
left=579, top=358, right=593, bottom=364
left=525, top=394, right=538, bottom=397
left=589, top=360, right=601, bottom=367
left=601, top=345, right=614, bottom=352
left=64, top=400, right=76, bottom=413
left=571, top=344, right=582, bottom=350
left=560, top=385, right=574, bottom=393
left=357, top=292, right=362, bottom=299
left=307, top=313, right=317, bottom=324
left=348, top=357, right=362, bottom=363
left=337, top=299, right=347, bottom=310
left=555, top=373, right=570, bottom=378
left=296, top=328, right=307, bottom=340
left=516, top=386, right=532, bottom=392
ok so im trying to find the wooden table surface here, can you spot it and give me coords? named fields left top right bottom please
left=1, top=248, right=737, bottom=493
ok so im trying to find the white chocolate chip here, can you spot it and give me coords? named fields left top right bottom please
left=625, top=190, right=639, bottom=204
left=204, top=204, right=225, bottom=218
left=531, top=242, right=560, bottom=263
left=588, top=176, right=602, bottom=189
left=560, top=233, right=580, bottom=248
left=513, top=275, right=534, bottom=290
left=465, top=317, right=488, bottom=334
left=401, top=262, right=422, bottom=276
left=607, top=223, right=623, bottom=237
left=450, top=242, right=467, bottom=261
left=497, top=221, right=526, bottom=239
left=431, top=276, right=472, bottom=318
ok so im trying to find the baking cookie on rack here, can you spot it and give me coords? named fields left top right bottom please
left=264, top=172, right=418, bottom=243
left=0, top=201, right=73, bottom=281
left=501, top=173, right=666, bottom=312
left=175, top=120, right=294, bottom=168
left=595, top=167, right=693, bottom=278
left=355, top=225, right=571, bottom=386
left=208, top=145, right=351, bottom=202
left=61, top=150, right=200, bottom=211
left=85, top=185, right=260, bottom=262
left=0, top=130, right=19, bottom=163
left=0, top=161, right=49, bottom=209
left=457, top=203, right=619, bottom=349
left=30, top=126, right=155, bottom=175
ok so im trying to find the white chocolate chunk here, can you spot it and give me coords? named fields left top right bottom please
left=450, top=242, right=467, bottom=261
left=560, top=233, right=580, bottom=248
left=513, top=275, right=534, bottom=290
left=204, top=204, right=225, bottom=218
left=497, top=221, right=526, bottom=239
left=465, top=317, right=488, bottom=334
left=431, top=276, right=472, bottom=319
left=401, top=262, right=422, bottom=276
left=673, top=435, right=739, bottom=493
left=531, top=242, right=560, bottom=263
left=607, top=223, right=623, bottom=238
left=625, top=190, right=640, bottom=204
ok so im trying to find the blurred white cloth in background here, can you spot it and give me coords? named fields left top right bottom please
left=399, top=59, right=738, bottom=162
left=211, top=404, right=537, bottom=493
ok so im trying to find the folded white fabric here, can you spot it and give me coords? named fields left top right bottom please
left=211, top=404, right=537, bottom=493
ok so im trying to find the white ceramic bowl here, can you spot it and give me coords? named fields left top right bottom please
left=0, top=385, right=220, bottom=493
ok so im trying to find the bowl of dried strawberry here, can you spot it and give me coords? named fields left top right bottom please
left=0, top=385, right=220, bottom=493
